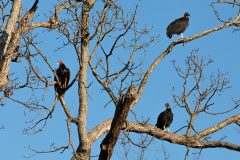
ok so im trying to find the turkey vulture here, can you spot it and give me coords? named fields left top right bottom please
left=156, top=103, right=173, bottom=131
left=54, top=60, right=70, bottom=94
left=166, top=12, right=190, bottom=39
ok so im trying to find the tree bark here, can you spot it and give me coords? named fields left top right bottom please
left=73, top=1, right=92, bottom=159
left=99, top=84, right=136, bottom=160
left=89, top=113, right=240, bottom=153
left=0, top=0, right=22, bottom=89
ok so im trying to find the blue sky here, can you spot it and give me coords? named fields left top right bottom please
left=0, top=0, right=240, bottom=160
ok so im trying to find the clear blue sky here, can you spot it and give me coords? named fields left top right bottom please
left=0, top=0, right=239, bottom=160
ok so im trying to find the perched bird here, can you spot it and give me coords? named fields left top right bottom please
left=166, top=12, right=190, bottom=39
left=156, top=103, right=173, bottom=131
left=54, top=60, right=70, bottom=94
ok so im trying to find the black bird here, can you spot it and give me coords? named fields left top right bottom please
left=54, top=60, right=70, bottom=94
left=166, top=12, right=190, bottom=39
left=156, top=103, right=173, bottom=131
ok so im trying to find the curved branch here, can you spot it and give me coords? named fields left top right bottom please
left=59, top=95, right=78, bottom=124
left=193, top=114, right=240, bottom=139
left=88, top=62, right=118, bottom=106
left=89, top=115, right=240, bottom=152
left=19, top=0, right=39, bottom=31
left=88, top=119, right=112, bottom=145
left=23, top=1, right=79, bottom=33
left=23, top=22, right=57, bottom=31
left=135, top=15, right=240, bottom=109
left=88, top=3, right=109, bottom=41
left=197, top=141, right=240, bottom=151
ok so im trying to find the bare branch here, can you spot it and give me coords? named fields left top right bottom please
left=89, top=119, right=240, bottom=152
left=136, top=16, right=240, bottom=107
left=193, top=114, right=240, bottom=139
left=59, top=95, right=78, bottom=124
left=184, top=147, right=190, bottom=160
left=22, top=96, right=58, bottom=134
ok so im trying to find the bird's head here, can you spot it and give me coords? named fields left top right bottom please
left=57, top=60, right=63, bottom=65
left=165, top=103, right=171, bottom=109
left=184, top=12, right=190, bottom=18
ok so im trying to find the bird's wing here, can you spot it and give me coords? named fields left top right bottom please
left=156, top=111, right=166, bottom=126
left=54, top=69, right=60, bottom=90
left=157, top=112, right=165, bottom=121
left=54, top=69, right=60, bottom=81
left=169, top=111, right=173, bottom=124
left=65, top=68, right=70, bottom=86
left=167, top=17, right=188, bottom=34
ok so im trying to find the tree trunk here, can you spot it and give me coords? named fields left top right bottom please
left=74, top=1, right=91, bottom=159
left=0, top=0, right=22, bottom=89
left=99, top=85, right=136, bottom=160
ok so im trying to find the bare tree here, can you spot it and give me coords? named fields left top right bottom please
left=0, top=0, right=239, bottom=160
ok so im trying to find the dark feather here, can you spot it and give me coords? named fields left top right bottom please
left=166, top=12, right=190, bottom=38
left=54, top=61, right=70, bottom=94
left=156, top=103, right=173, bottom=130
